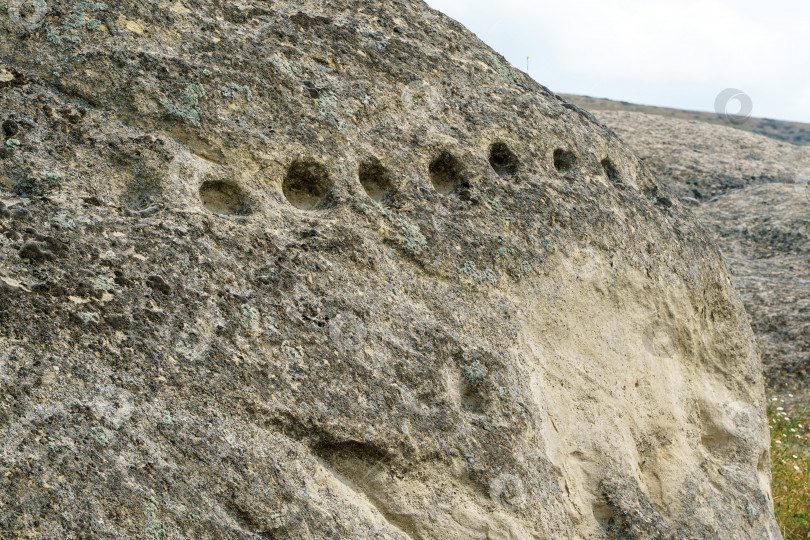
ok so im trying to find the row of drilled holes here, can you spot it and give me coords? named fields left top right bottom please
left=200, top=143, right=621, bottom=215
left=554, top=149, right=622, bottom=184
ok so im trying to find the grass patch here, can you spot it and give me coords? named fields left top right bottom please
left=769, top=395, right=810, bottom=539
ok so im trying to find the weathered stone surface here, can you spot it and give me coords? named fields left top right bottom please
left=0, top=1, right=778, bottom=538
left=594, top=110, right=810, bottom=401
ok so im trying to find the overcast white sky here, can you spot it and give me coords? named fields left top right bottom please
left=426, top=0, right=810, bottom=123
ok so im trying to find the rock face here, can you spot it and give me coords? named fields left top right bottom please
left=593, top=110, right=810, bottom=399
left=0, top=2, right=779, bottom=538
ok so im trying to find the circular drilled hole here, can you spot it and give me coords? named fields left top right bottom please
left=199, top=180, right=251, bottom=215
left=553, top=149, right=577, bottom=173
left=601, top=158, right=622, bottom=184
left=283, top=160, right=331, bottom=210
left=429, top=151, right=463, bottom=195
left=359, top=158, right=393, bottom=203
left=489, top=142, right=519, bottom=177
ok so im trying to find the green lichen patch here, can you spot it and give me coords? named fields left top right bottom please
left=461, top=357, right=488, bottom=385
left=89, top=425, right=111, bottom=446
left=241, top=303, right=261, bottom=333
left=160, top=83, right=205, bottom=126
left=267, top=55, right=303, bottom=79
left=92, top=276, right=116, bottom=291
left=143, top=499, right=165, bottom=540
left=221, top=82, right=252, bottom=100
left=45, top=1, right=107, bottom=44
left=486, top=53, right=518, bottom=86
left=458, top=261, right=497, bottom=285
left=382, top=209, right=429, bottom=256
left=79, top=312, right=100, bottom=324
left=49, top=212, right=75, bottom=229
left=316, top=93, right=348, bottom=129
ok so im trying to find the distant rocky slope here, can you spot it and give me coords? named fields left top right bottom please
left=590, top=110, right=810, bottom=398
left=563, top=94, right=810, bottom=146
left=0, top=1, right=779, bottom=538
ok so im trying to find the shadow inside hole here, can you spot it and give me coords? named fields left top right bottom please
left=283, top=160, right=332, bottom=210
left=553, top=149, right=578, bottom=173
left=359, top=158, right=393, bottom=203
left=429, top=151, right=463, bottom=195
left=489, top=142, right=519, bottom=177
left=601, top=158, right=622, bottom=184
left=199, top=180, right=251, bottom=215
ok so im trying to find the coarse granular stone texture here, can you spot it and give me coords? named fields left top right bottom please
left=0, top=1, right=779, bottom=538
left=593, top=110, right=810, bottom=402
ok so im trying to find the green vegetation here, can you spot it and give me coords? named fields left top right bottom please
left=769, top=395, right=810, bottom=539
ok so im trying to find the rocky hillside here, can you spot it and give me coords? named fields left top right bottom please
left=563, top=94, right=810, bottom=146
left=589, top=110, right=810, bottom=399
left=0, top=1, right=779, bottom=538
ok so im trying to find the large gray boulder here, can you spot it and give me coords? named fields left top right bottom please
left=0, top=1, right=779, bottom=538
